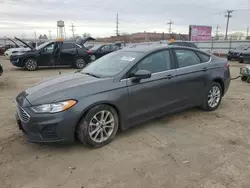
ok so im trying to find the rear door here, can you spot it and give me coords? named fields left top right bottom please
left=173, top=48, right=211, bottom=106
left=126, top=50, right=180, bottom=125
left=58, top=42, right=76, bottom=65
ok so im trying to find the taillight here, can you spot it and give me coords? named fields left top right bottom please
left=226, top=63, right=230, bottom=68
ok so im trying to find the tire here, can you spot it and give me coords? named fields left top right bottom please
left=75, top=57, right=86, bottom=69
left=24, top=58, right=38, bottom=71
left=201, top=82, right=222, bottom=111
left=239, top=59, right=244, bottom=64
left=241, top=76, right=247, bottom=82
left=227, top=56, right=232, bottom=60
left=76, top=104, right=119, bottom=148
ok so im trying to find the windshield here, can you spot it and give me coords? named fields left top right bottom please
left=35, top=42, right=52, bottom=50
left=81, top=51, right=141, bottom=77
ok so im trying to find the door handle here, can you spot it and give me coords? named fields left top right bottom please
left=165, top=74, right=173, bottom=79
left=202, top=67, right=208, bottom=71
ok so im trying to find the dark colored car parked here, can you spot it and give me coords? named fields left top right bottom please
left=168, top=41, right=198, bottom=49
left=228, top=45, right=250, bottom=61
left=16, top=45, right=230, bottom=148
left=10, top=37, right=95, bottom=71
left=88, top=43, right=121, bottom=61
left=0, top=44, right=16, bottom=55
left=238, top=49, right=250, bottom=64
left=0, top=64, right=3, bottom=76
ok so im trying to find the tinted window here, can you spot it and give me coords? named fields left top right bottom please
left=81, top=51, right=141, bottom=77
left=62, top=43, right=74, bottom=49
left=132, top=50, right=171, bottom=74
left=175, top=49, right=201, bottom=68
left=196, top=51, right=210, bottom=62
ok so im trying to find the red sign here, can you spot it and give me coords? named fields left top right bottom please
left=189, top=25, right=212, bottom=41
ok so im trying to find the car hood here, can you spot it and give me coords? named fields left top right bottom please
left=6, top=47, right=31, bottom=52
left=23, top=72, right=113, bottom=105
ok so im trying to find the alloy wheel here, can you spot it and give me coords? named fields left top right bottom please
left=90, top=55, right=96, bottom=61
left=26, top=59, right=37, bottom=71
left=207, top=85, right=221, bottom=108
left=76, top=58, right=86, bottom=69
left=88, top=110, right=115, bottom=143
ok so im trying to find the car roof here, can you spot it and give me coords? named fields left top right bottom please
left=121, top=45, right=201, bottom=53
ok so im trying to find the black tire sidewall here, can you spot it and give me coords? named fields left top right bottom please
left=203, top=82, right=222, bottom=111
left=75, top=57, right=86, bottom=69
left=25, top=58, right=38, bottom=71
left=77, top=104, right=119, bottom=148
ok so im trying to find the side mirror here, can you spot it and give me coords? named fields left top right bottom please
left=131, top=70, right=151, bottom=82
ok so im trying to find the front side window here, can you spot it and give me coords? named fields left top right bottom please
left=44, top=43, right=54, bottom=51
left=174, top=49, right=201, bottom=68
left=131, top=50, right=171, bottom=74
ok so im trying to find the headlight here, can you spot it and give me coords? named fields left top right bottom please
left=30, top=100, right=77, bottom=113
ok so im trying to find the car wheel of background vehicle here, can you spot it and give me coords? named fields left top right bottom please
left=201, top=82, right=222, bottom=111
left=227, top=56, right=232, bottom=60
left=76, top=104, right=119, bottom=148
left=241, top=76, right=247, bottom=81
left=24, top=58, right=38, bottom=71
left=75, top=58, right=86, bottom=69
left=90, top=55, right=96, bottom=61
left=239, top=59, right=244, bottom=63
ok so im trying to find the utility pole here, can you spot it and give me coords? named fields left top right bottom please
left=215, top=25, right=220, bottom=40
left=246, top=26, right=249, bottom=38
left=167, top=20, right=174, bottom=34
left=34, top=31, right=37, bottom=41
left=225, top=10, right=234, bottom=40
left=116, top=13, right=120, bottom=36
left=48, top=30, right=52, bottom=40
left=70, top=23, right=75, bottom=39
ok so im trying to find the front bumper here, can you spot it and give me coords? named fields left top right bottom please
left=16, top=103, right=79, bottom=143
left=228, top=53, right=240, bottom=59
left=10, top=56, right=24, bottom=67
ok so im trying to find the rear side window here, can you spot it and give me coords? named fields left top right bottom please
left=196, top=51, right=210, bottom=62
left=62, top=43, right=75, bottom=49
left=174, top=49, right=201, bottom=68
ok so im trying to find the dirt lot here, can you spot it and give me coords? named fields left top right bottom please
left=0, top=56, right=250, bottom=188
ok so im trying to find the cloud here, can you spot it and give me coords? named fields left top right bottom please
left=0, top=0, right=249, bottom=38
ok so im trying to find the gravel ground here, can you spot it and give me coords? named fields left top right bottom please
left=0, top=56, right=250, bottom=188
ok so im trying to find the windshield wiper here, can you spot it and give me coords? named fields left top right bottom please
left=83, top=72, right=100, bottom=78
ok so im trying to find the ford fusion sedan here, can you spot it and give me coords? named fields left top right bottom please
left=16, top=45, right=231, bottom=148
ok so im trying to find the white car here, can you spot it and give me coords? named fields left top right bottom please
left=4, top=38, right=44, bottom=59
left=4, top=47, right=31, bottom=59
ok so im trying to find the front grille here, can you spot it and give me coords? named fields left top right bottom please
left=17, top=106, right=30, bottom=123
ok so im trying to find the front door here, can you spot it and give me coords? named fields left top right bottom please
left=173, top=48, right=210, bottom=106
left=39, top=42, right=55, bottom=66
left=126, top=50, right=179, bottom=125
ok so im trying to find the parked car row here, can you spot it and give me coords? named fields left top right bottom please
left=0, top=44, right=16, bottom=55
left=15, top=44, right=231, bottom=148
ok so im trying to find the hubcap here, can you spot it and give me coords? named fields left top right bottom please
left=89, top=110, right=115, bottom=143
left=208, top=86, right=221, bottom=108
left=76, top=58, right=85, bottom=68
left=90, top=55, right=96, bottom=61
left=26, top=59, right=37, bottom=70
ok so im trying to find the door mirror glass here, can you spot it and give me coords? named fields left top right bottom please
left=132, top=70, right=151, bottom=81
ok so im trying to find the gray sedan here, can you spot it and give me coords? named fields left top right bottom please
left=16, top=45, right=231, bottom=148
